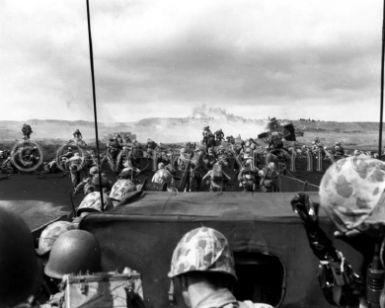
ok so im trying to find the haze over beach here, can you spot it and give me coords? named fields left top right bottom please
left=0, top=105, right=382, bottom=148
left=0, top=0, right=383, bottom=124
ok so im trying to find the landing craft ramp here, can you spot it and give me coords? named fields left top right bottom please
left=79, top=191, right=363, bottom=308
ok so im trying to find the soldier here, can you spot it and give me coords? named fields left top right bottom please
left=121, top=159, right=141, bottom=181
left=291, top=156, right=385, bottom=308
left=146, top=138, right=158, bottom=155
left=267, top=117, right=280, bottom=132
left=189, top=146, right=208, bottom=191
left=109, top=169, right=137, bottom=206
left=73, top=165, right=99, bottom=196
left=72, top=129, right=87, bottom=147
left=66, top=152, right=84, bottom=189
left=259, top=162, right=279, bottom=192
left=202, top=126, right=212, bottom=139
left=42, top=230, right=101, bottom=307
left=226, top=135, right=235, bottom=145
left=216, top=145, right=229, bottom=167
left=21, top=123, right=33, bottom=140
left=202, top=162, right=231, bottom=192
left=202, top=126, right=216, bottom=148
left=91, top=172, right=113, bottom=193
left=116, top=134, right=124, bottom=146
left=215, top=129, right=225, bottom=145
left=0, top=207, right=40, bottom=308
left=334, top=142, right=345, bottom=159
left=36, top=221, right=76, bottom=256
left=238, top=159, right=259, bottom=192
left=152, top=162, right=175, bottom=191
left=76, top=190, right=111, bottom=217
left=168, top=227, right=273, bottom=308
left=106, top=137, right=122, bottom=169
left=265, top=132, right=290, bottom=169
left=204, top=147, right=217, bottom=170
left=178, top=146, right=194, bottom=192
left=73, top=129, right=81, bottom=141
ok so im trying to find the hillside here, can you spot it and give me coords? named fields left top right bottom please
left=0, top=116, right=382, bottom=149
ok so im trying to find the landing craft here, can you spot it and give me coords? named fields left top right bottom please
left=2, top=1, right=383, bottom=308
left=25, top=189, right=361, bottom=308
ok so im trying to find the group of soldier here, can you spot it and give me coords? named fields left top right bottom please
left=0, top=120, right=360, bottom=195
left=4, top=153, right=385, bottom=307
left=4, top=121, right=385, bottom=307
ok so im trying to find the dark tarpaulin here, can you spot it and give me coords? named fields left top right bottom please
left=79, top=192, right=364, bottom=308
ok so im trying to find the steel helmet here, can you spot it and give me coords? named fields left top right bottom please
left=319, top=156, right=385, bottom=232
left=36, top=221, right=76, bottom=256
left=271, top=132, right=280, bottom=138
left=92, top=173, right=111, bottom=191
left=89, top=166, right=99, bottom=176
left=168, top=227, right=237, bottom=280
left=0, top=207, right=40, bottom=307
left=77, top=191, right=108, bottom=215
left=109, top=179, right=136, bottom=202
left=44, top=230, right=101, bottom=279
left=267, top=162, right=276, bottom=170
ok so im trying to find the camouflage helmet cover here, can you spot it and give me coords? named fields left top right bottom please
left=89, top=166, right=99, bottom=176
left=77, top=191, right=108, bottom=215
left=319, top=156, right=385, bottom=232
left=109, top=179, right=136, bottom=201
left=36, top=221, right=76, bottom=256
left=168, top=227, right=237, bottom=279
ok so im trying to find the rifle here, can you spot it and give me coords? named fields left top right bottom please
left=179, top=154, right=192, bottom=191
left=291, top=193, right=364, bottom=307
left=229, top=145, right=243, bottom=169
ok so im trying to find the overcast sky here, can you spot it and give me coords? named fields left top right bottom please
left=0, top=0, right=383, bottom=122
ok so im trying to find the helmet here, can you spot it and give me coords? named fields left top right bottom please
left=319, top=156, right=385, bottom=232
left=36, top=221, right=76, bottom=256
left=77, top=191, right=108, bottom=215
left=92, top=173, right=110, bottom=190
left=267, top=162, right=276, bottom=170
left=168, top=227, right=237, bottom=280
left=271, top=132, right=280, bottom=137
left=44, top=230, right=101, bottom=279
left=0, top=207, right=40, bottom=307
left=89, top=166, right=99, bottom=176
left=109, top=179, right=136, bottom=202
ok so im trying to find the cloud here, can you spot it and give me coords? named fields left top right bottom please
left=0, top=0, right=383, bottom=122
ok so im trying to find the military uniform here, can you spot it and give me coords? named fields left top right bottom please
left=168, top=227, right=273, bottom=308
left=292, top=156, right=385, bottom=308
left=191, top=289, right=273, bottom=308
left=152, top=163, right=175, bottom=191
